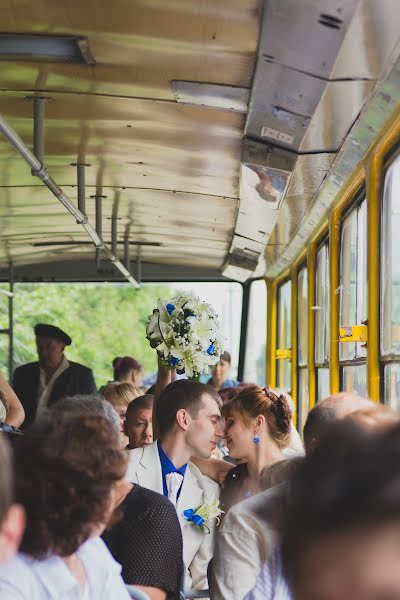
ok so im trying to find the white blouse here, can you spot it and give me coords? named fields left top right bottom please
left=0, top=536, right=131, bottom=600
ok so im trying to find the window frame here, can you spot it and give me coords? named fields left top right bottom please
left=380, top=144, right=400, bottom=405
left=338, top=193, right=368, bottom=395
left=314, top=237, right=330, bottom=402
left=276, top=277, right=292, bottom=393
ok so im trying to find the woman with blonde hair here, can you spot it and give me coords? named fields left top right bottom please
left=102, top=383, right=142, bottom=448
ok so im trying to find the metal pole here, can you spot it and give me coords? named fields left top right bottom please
left=237, top=281, right=250, bottom=381
left=33, top=97, right=46, bottom=164
left=75, top=163, right=90, bottom=217
left=136, top=255, right=142, bottom=285
left=111, top=218, right=118, bottom=256
left=92, top=194, right=106, bottom=270
left=8, top=264, right=14, bottom=381
left=0, top=113, right=139, bottom=288
left=124, top=233, right=130, bottom=271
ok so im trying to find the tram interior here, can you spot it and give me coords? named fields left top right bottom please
left=1, top=2, right=400, bottom=600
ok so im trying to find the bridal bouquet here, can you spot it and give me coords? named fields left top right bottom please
left=146, top=293, right=224, bottom=379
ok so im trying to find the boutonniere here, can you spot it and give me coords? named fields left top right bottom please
left=183, top=499, right=224, bottom=533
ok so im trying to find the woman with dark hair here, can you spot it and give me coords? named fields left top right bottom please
left=207, top=351, right=238, bottom=392
left=0, top=412, right=131, bottom=599
left=282, top=420, right=400, bottom=600
left=113, top=356, right=144, bottom=388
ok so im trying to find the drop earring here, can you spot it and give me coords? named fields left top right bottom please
left=253, top=435, right=260, bottom=444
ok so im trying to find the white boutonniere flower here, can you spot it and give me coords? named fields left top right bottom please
left=183, top=499, right=224, bottom=533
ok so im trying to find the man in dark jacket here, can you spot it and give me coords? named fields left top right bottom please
left=12, top=323, right=96, bottom=428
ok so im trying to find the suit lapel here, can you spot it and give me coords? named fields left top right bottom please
left=135, top=442, right=164, bottom=495
left=177, top=463, right=204, bottom=568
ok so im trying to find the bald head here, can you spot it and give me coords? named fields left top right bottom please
left=303, top=392, right=373, bottom=454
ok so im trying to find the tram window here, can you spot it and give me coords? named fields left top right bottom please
left=243, top=279, right=266, bottom=386
left=384, top=364, right=400, bottom=409
left=297, top=267, right=308, bottom=366
left=297, top=367, right=309, bottom=432
left=342, top=364, right=367, bottom=396
left=317, top=368, right=330, bottom=402
left=315, top=244, right=329, bottom=365
left=297, top=266, right=308, bottom=427
left=339, top=200, right=367, bottom=361
left=381, top=157, right=400, bottom=357
left=277, top=280, right=291, bottom=392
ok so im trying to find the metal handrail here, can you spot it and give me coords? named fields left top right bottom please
left=0, top=113, right=139, bottom=288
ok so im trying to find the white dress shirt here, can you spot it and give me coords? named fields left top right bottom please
left=37, top=356, right=69, bottom=416
left=0, top=536, right=130, bottom=600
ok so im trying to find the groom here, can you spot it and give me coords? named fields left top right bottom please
left=126, top=379, right=223, bottom=591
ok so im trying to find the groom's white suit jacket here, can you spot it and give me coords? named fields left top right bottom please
left=126, top=441, right=219, bottom=591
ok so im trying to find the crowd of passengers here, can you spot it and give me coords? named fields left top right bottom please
left=1, top=323, right=400, bottom=599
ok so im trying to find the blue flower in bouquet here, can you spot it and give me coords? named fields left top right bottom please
left=146, top=293, right=225, bottom=379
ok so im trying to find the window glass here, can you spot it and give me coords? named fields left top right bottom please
left=384, top=364, right=400, bottom=409
left=244, top=280, right=267, bottom=386
left=297, top=267, right=308, bottom=366
left=339, top=200, right=367, bottom=361
left=315, top=244, right=330, bottom=365
left=278, top=280, right=291, bottom=350
left=342, top=365, right=367, bottom=396
left=381, top=157, right=400, bottom=356
left=297, top=367, right=309, bottom=432
left=316, top=368, right=330, bottom=402
left=277, top=360, right=291, bottom=393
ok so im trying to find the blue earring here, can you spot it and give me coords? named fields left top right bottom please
left=253, top=435, right=260, bottom=445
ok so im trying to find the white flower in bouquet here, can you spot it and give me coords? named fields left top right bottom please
left=146, top=293, right=225, bottom=379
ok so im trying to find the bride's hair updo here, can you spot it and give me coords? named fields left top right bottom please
left=222, top=385, right=292, bottom=448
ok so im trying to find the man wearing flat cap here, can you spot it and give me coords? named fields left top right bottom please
left=12, top=324, right=97, bottom=428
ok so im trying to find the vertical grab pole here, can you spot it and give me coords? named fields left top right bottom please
left=92, top=194, right=106, bottom=270
left=33, top=97, right=46, bottom=164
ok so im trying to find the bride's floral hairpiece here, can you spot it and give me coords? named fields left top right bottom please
left=183, top=499, right=224, bottom=533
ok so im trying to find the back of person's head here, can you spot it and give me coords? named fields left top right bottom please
left=220, top=351, right=231, bottom=364
left=156, top=380, right=221, bottom=436
left=113, top=356, right=142, bottom=381
left=50, top=394, right=120, bottom=433
left=102, top=382, right=142, bottom=409
left=15, top=412, right=126, bottom=559
left=260, top=456, right=304, bottom=491
left=222, top=385, right=292, bottom=449
left=0, top=435, right=25, bottom=563
left=282, top=421, right=400, bottom=597
left=303, top=391, right=373, bottom=454
left=125, top=394, right=154, bottom=422
left=347, top=404, right=400, bottom=431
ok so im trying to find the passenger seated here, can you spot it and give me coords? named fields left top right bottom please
left=282, top=418, right=400, bottom=599
left=207, top=351, right=238, bottom=392
left=0, top=412, right=131, bottom=599
left=0, top=371, right=24, bottom=428
left=113, top=356, right=144, bottom=388
left=103, top=481, right=183, bottom=600
left=102, top=383, right=142, bottom=448
left=245, top=402, right=400, bottom=600
left=0, top=435, right=25, bottom=564
left=126, top=379, right=222, bottom=592
left=124, top=394, right=154, bottom=449
left=211, top=391, right=374, bottom=600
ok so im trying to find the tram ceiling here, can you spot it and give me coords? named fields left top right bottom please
left=0, top=0, right=399, bottom=284
left=0, top=0, right=262, bottom=281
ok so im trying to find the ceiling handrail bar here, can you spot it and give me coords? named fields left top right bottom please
left=0, top=113, right=139, bottom=289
